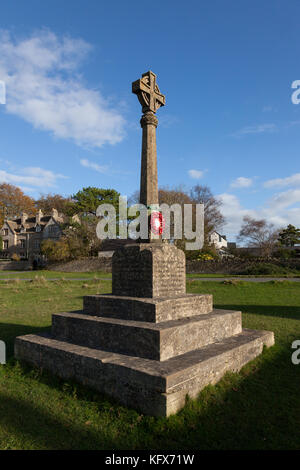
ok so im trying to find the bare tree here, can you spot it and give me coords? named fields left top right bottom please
left=237, top=216, right=280, bottom=257
left=190, top=185, right=225, bottom=241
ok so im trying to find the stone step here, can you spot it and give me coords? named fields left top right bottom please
left=15, top=328, right=274, bottom=416
left=51, top=309, right=242, bottom=361
left=83, top=293, right=213, bottom=323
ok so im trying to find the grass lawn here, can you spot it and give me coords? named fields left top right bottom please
left=0, top=270, right=299, bottom=281
left=0, top=270, right=111, bottom=279
left=0, top=277, right=300, bottom=450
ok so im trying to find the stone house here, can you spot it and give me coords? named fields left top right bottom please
left=0, top=209, right=64, bottom=262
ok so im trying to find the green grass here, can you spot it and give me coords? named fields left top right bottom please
left=186, top=272, right=300, bottom=278
left=1, top=270, right=299, bottom=280
left=1, top=278, right=300, bottom=449
left=0, top=270, right=111, bottom=279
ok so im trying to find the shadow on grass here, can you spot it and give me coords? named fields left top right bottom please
left=1, top=319, right=300, bottom=449
left=0, top=324, right=51, bottom=359
left=1, top=343, right=300, bottom=449
left=215, top=304, right=300, bottom=321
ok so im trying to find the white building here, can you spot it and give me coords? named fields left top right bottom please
left=208, top=231, right=228, bottom=249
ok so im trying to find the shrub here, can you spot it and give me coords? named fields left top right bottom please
left=242, top=263, right=288, bottom=275
left=11, top=253, right=21, bottom=261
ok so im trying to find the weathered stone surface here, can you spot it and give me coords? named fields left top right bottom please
left=112, top=243, right=185, bottom=298
left=51, top=309, right=242, bottom=361
left=83, top=293, right=213, bottom=322
left=15, top=328, right=274, bottom=417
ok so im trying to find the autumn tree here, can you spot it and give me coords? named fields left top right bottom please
left=237, top=216, right=280, bottom=257
left=0, top=183, right=35, bottom=225
left=35, top=193, right=72, bottom=215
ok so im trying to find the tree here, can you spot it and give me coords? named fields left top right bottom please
left=278, top=224, right=300, bottom=247
left=70, top=187, right=120, bottom=216
left=237, top=216, right=280, bottom=257
left=129, top=184, right=225, bottom=250
left=41, top=218, right=102, bottom=262
left=0, top=183, right=35, bottom=224
left=35, top=193, right=72, bottom=214
left=190, top=185, right=225, bottom=240
left=41, top=238, right=70, bottom=262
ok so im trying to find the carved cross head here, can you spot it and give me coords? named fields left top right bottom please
left=132, top=71, right=166, bottom=114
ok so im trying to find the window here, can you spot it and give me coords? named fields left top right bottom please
left=3, top=240, right=8, bottom=249
left=3, top=229, right=8, bottom=236
left=19, top=239, right=26, bottom=248
left=34, top=240, right=40, bottom=249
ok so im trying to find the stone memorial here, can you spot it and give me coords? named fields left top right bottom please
left=15, top=71, right=274, bottom=416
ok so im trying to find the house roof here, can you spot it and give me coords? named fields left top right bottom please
left=2, top=210, right=63, bottom=235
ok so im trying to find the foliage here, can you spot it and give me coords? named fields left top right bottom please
left=41, top=218, right=102, bottom=262
left=241, top=263, right=294, bottom=276
left=11, top=253, right=21, bottom=262
left=70, top=187, right=120, bottom=217
left=41, top=239, right=70, bottom=262
left=0, top=183, right=35, bottom=225
left=273, top=247, right=297, bottom=260
left=237, top=216, right=280, bottom=257
left=35, top=194, right=72, bottom=215
left=278, top=224, right=300, bottom=247
left=185, top=244, right=218, bottom=261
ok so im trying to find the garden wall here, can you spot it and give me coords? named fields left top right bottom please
left=49, top=257, right=112, bottom=273
left=47, top=257, right=300, bottom=275
left=186, top=258, right=300, bottom=274
left=0, top=260, right=32, bottom=271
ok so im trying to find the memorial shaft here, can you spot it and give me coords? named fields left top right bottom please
left=132, top=71, right=166, bottom=208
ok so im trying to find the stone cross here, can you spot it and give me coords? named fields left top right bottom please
left=132, top=70, right=165, bottom=114
left=132, top=71, right=165, bottom=212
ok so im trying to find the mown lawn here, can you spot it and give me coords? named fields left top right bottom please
left=0, top=277, right=300, bottom=450
left=0, top=270, right=111, bottom=279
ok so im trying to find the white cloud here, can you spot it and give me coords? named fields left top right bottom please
left=264, top=173, right=300, bottom=189
left=80, top=158, right=108, bottom=173
left=231, top=123, right=276, bottom=138
left=217, top=189, right=300, bottom=240
left=0, top=30, right=125, bottom=148
left=230, top=177, right=253, bottom=188
left=0, top=166, right=67, bottom=188
left=216, top=193, right=257, bottom=236
left=188, top=169, right=204, bottom=179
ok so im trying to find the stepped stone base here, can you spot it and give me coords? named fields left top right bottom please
left=15, top=328, right=274, bottom=417
left=83, top=293, right=213, bottom=322
left=51, top=309, right=242, bottom=361
left=14, top=242, right=275, bottom=416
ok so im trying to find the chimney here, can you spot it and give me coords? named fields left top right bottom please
left=36, top=209, right=43, bottom=224
left=21, top=212, right=28, bottom=225
left=51, top=208, right=58, bottom=220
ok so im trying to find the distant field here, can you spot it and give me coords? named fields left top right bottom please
left=0, top=278, right=300, bottom=449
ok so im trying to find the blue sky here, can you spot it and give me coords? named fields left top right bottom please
left=0, top=0, right=300, bottom=239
